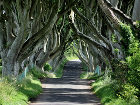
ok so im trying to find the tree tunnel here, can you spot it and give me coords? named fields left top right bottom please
left=0, top=0, right=140, bottom=78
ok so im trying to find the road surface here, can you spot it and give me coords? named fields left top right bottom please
left=30, top=60, right=101, bottom=105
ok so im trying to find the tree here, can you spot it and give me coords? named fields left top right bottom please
left=0, top=0, right=139, bottom=79
left=0, top=0, right=76, bottom=77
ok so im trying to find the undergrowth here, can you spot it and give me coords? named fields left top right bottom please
left=30, top=67, right=48, bottom=79
left=0, top=67, right=44, bottom=105
left=91, top=76, right=139, bottom=105
left=90, top=23, right=140, bottom=105
left=80, top=72, right=94, bottom=79
left=80, top=63, right=103, bottom=79
left=55, top=58, right=68, bottom=78
left=47, top=58, right=68, bottom=78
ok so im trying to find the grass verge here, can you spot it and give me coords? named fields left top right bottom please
left=55, top=58, right=68, bottom=78
left=91, top=77, right=140, bottom=105
left=47, top=58, right=68, bottom=78
left=0, top=58, right=68, bottom=104
left=80, top=72, right=94, bottom=79
left=81, top=63, right=139, bottom=105
left=0, top=67, right=47, bottom=105
left=80, top=63, right=101, bottom=79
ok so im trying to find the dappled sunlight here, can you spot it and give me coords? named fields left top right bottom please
left=1, top=0, right=140, bottom=105
left=30, top=61, right=101, bottom=105
left=70, top=59, right=81, bottom=62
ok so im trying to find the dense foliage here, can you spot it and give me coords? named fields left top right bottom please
left=44, top=63, right=52, bottom=72
left=91, top=77, right=139, bottom=105
left=112, top=23, right=140, bottom=98
left=89, top=23, right=140, bottom=105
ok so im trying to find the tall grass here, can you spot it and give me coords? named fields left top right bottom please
left=0, top=57, right=67, bottom=104
left=0, top=68, right=45, bottom=105
left=91, top=77, right=126, bottom=105
left=91, top=76, right=140, bottom=105
left=30, top=67, right=48, bottom=79
left=80, top=72, right=94, bottom=79
left=81, top=62, right=139, bottom=105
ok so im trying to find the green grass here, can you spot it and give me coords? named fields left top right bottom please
left=47, top=58, right=68, bottom=78
left=91, top=77, right=140, bottom=105
left=91, top=77, right=123, bottom=105
left=80, top=63, right=93, bottom=79
left=18, top=75, right=42, bottom=99
left=0, top=67, right=46, bottom=105
left=0, top=75, right=42, bottom=105
left=55, top=58, right=68, bottom=78
left=30, top=67, right=48, bottom=79
left=0, top=58, right=67, bottom=105
left=80, top=72, right=94, bottom=79
left=80, top=62, right=104, bottom=80
left=80, top=63, right=100, bottom=79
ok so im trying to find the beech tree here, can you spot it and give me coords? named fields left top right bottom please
left=0, top=0, right=75, bottom=77
left=69, top=0, right=140, bottom=71
left=0, top=0, right=139, bottom=77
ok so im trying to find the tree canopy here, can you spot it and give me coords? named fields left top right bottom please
left=0, top=0, right=139, bottom=80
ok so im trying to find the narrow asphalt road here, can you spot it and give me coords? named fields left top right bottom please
left=30, top=60, right=101, bottom=105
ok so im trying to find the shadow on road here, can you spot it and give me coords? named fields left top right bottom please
left=30, top=61, right=101, bottom=105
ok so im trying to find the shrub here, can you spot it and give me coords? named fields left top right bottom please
left=126, top=32, right=140, bottom=94
left=120, top=23, right=135, bottom=55
left=92, top=76, right=140, bottom=105
left=43, top=63, right=52, bottom=71
left=126, top=50, right=140, bottom=93
left=30, top=67, right=48, bottom=79
left=118, top=84, right=139, bottom=105
left=112, top=23, right=140, bottom=98
left=111, top=59, right=129, bottom=84
left=91, top=77, right=118, bottom=105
